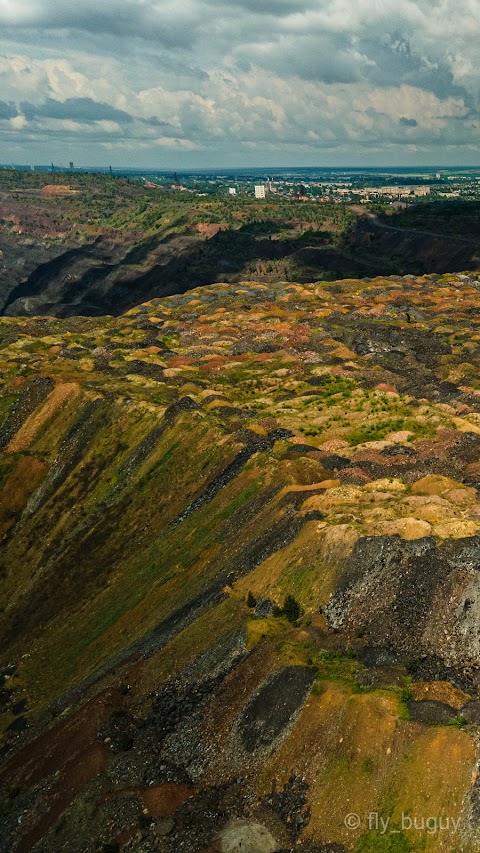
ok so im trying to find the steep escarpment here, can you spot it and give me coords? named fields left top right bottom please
left=1, top=231, right=209, bottom=318
left=4, top=219, right=480, bottom=319
left=2, top=275, right=480, bottom=851
left=3, top=168, right=480, bottom=318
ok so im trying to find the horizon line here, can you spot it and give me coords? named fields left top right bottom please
left=2, top=163, right=480, bottom=172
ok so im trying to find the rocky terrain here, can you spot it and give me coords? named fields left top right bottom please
left=2, top=272, right=480, bottom=850
left=2, top=171, right=480, bottom=319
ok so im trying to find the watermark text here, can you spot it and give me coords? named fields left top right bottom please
left=344, top=812, right=461, bottom=835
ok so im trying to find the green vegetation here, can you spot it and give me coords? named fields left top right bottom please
left=273, top=594, right=303, bottom=623
left=312, top=648, right=359, bottom=684
left=447, top=715, right=467, bottom=729
left=217, top=479, right=264, bottom=520
left=363, top=756, right=375, bottom=774
left=398, top=687, right=413, bottom=721
left=309, top=373, right=356, bottom=397
left=356, top=830, right=412, bottom=852
left=348, top=417, right=435, bottom=445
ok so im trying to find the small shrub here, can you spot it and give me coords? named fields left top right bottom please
left=448, top=715, right=467, bottom=728
left=363, top=756, right=375, bottom=774
left=283, top=594, right=302, bottom=623
left=271, top=595, right=303, bottom=622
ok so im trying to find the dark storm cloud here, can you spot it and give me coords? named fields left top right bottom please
left=20, top=97, right=134, bottom=124
left=235, top=31, right=362, bottom=84
left=0, top=0, right=313, bottom=42
left=0, top=0, right=204, bottom=49
left=0, top=1, right=474, bottom=101
left=144, top=116, right=173, bottom=127
left=214, top=0, right=313, bottom=12
left=148, top=55, right=210, bottom=83
left=399, top=117, right=418, bottom=126
left=0, top=100, right=18, bottom=119
left=356, top=31, right=471, bottom=105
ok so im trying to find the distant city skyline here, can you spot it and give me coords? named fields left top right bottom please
left=4, top=164, right=480, bottom=174
left=1, top=1, right=479, bottom=168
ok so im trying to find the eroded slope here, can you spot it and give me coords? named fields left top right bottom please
left=2, top=274, right=480, bottom=851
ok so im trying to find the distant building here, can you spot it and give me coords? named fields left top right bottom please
left=254, top=185, right=266, bottom=199
left=364, top=185, right=430, bottom=200
left=228, top=187, right=237, bottom=195
left=412, top=186, right=430, bottom=197
left=69, top=161, right=74, bottom=171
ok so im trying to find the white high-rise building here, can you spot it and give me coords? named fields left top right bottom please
left=254, top=185, right=266, bottom=199
left=228, top=187, right=237, bottom=195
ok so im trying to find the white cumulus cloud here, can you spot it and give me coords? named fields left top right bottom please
left=0, top=0, right=479, bottom=165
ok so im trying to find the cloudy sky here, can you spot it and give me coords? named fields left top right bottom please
left=1, top=0, right=480, bottom=168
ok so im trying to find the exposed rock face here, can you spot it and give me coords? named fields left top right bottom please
left=326, top=535, right=480, bottom=676
left=238, top=667, right=315, bottom=753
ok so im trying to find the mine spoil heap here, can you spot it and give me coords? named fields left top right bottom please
left=2, top=274, right=480, bottom=851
